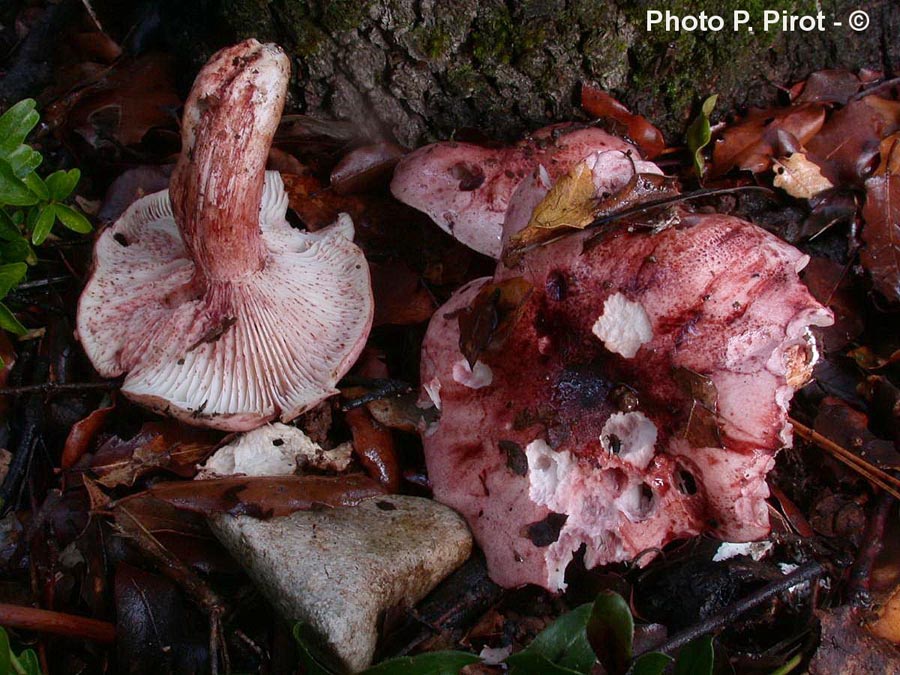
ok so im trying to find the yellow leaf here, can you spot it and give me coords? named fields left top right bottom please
left=772, top=152, right=833, bottom=199
left=528, top=160, right=597, bottom=231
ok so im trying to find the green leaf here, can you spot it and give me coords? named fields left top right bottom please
left=0, top=162, right=39, bottom=206
left=0, top=262, right=27, bottom=298
left=686, top=94, right=718, bottom=178
left=673, top=636, right=714, bottom=675
left=587, top=591, right=634, bottom=675
left=45, top=169, right=80, bottom=201
left=52, top=204, right=92, bottom=234
left=0, top=209, right=21, bottom=241
left=292, top=623, right=344, bottom=675
left=31, top=206, right=55, bottom=245
left=628, top=652, right=673, bottom=675
left=16, top=648, right=42, bottom=674
left=506, top=652, right=586, bottom=675
left=1, top=238, right=36, bottom=265
left=21, top=173, right=48, bottom=202
left=361, top=651, right=481, bottom=675
left=0, top=301, right=26, bottom=335
left=507, top=603, right=596, bottom=674
left=5, top=145, right=42, bottom=178
left=0, top=99, right=39, bottom=155
left=0, top=626, right=11, bottom=675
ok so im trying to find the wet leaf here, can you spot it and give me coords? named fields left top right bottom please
left=365, top=393, right=439, bottom=433
left=507, top=603, right=595, bottom=674
left=120, top=474, right=386, bottom=519
left=801, top=257, right=864, bottom=351
left=61, top=401, right=115, bottom=469
left=814, top=397, right=899, bottom=472
left=711, top=103, right=825, bottom=176
left=293, top=622, right=345, bottom=675
left=98, top=165, right=172, bottom=222
left=810, top=606, right=900, bottom=674
left=526, top=161, right=597, bottom=232
left=772, top=153, right=834, bottom=199
left=345, top=407, right=400, bottom=492
left=586, top=591, right=634, bottom=675
left=628, top=652, right=672, bottom=675
left=793, top=70, right=861, bottom=106
left=361, top=651, right=481, bottom=674
left=90, top=422, right=220, bottom=487
left=860, top=133, right=900, bottom=302
left=581, top=85, right=665, bottom=159
left=370, top=261, right=436, bottom=326
left=686, top=94, right=717, bottom=177
left=672, top=367, right=722, bottom=448
left=331, top=142, right=405, bottom=195
left=806, top=95, right=900, bottom=186
left=673, top=636, right=713, bottom=675
left=456, top=277, right=533, bottom=368
left=280, top=171, right=365, bottom=231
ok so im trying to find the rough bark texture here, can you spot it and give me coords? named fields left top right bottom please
left=155, top=0, right=898, bottom=147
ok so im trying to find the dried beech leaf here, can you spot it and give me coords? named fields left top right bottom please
left=711, top=103, right=826, bottom=176
left=772, top=153, right=834, bottom=199
left=793, top=70, right=861, bottom=106
left=330, top=142, right=405, bottom=195
left=456, top=277, right=533, bottom=368
left=120, top=474, right=386, bottom=519
left=62, top=402, right=115, bottom=469
left=673, top=367, right=722, bottom=448
left=527, top=161, right=597, bottom=231
left=860, top=135, right=900, bottom=302
left=581, top=85, right=665, bottom=159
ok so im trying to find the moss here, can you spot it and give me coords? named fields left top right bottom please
left=218, top=0, right=277, bottom=42
left=273, top=3, right=326, bottom=57
left=320, top=0, right=372, bottom=33
left=471, top=4, right=515, bottom=65
left=408, top=25, right=454, bottom=61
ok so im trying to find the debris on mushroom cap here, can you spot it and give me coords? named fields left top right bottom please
left=76, top=40, right=373, bottom=431
left=420, top=211, right=833, bottom=591
left=390, top=125, right=656, bottom=258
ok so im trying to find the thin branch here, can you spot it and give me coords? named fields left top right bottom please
left=640, top=561, right=825, bottom=657
left=0, top=381, right=118, bottom=397
left=848, top=492, right=895, bottom=605
left=0, top=603, right=115, bottom=643
left=790, top=418, right=900, bottom=500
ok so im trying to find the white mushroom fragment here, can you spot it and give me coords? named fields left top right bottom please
left=77, top=41, right=373, bottom=431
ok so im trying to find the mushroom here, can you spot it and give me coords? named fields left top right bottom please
left=77, top=40, right=373, bottom=431
left=419, top=183, right=833, bottom=589
left=390, top=124, right=659, bottom=258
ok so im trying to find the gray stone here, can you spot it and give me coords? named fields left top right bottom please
left=210, top=496, right=472, bottom=672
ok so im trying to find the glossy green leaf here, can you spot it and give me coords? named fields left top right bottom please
left=506, top=652, right=585, bottom=674
left=46, top=169, right=80, bottom=201
left=292, top=623, right=343, bottom=675
left=361, top=651, right=481, bottom=674
left=21, top=173, right=48, bottom=202
left=53, top=204, right=92, bottom=234
left=628, top=652, right=672, bottom=675
left=587, top=591, right=634, bottom=675
left=686, top=94, right=718, bottom=178
left=0, top=626, right=11, bottom=675
left=0, top=162, right=39, bottom=206
left=31, top=206, right=55, bottom=245
left=673, top=636, right=714, bottom=675
left=5, top=145, right=42, bottom=178
left=1, top=238, right=36, bottom=266
left=0, top=262, right=27, bottom=298
left=507, top=603, right=595, bottom=674
left=0, top=301, right=26, bottom=335
left=17, top=647, right=43, bottom=674
left=0, top=210, right=20, bottom=241
left=0, top=99, right=39, bottom=155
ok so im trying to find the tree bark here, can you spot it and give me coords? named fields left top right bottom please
left=155, top=0, right=899, bottom=147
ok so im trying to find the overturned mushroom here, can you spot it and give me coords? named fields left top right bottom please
left=77, top=41, right=373, bottom=431
left=420, top=168, right=832, bottom=589
left=391, top=124, right=659, bottom=258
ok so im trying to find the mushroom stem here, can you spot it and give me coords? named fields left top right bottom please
left=170, top=39, right=290, bottom=281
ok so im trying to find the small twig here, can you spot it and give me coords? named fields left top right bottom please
left=14, top=276, right=74, bottom=291
left=790, top=418, right=900, bottom=500
left=851, top=75, right=900, bottom=102
left=0, top=603, right=115, bottom=643
left=0, top=381, right=118, bottom=397
left=639, top=561, right=825, bottom=657
left=848, top=492, right=895, bottom=606
left=340, top=377, right=414, bottom=410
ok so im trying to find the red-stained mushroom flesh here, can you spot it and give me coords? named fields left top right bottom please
left=77, top=40, right=373, bottom=431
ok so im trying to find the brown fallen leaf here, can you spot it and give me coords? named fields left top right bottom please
left=810, top=605, right=900, bottom=674
left=580, top=85, right=665, bottom=159
left=370, top=261, right=436, bottom=326
left=527, top=160, right=597, bottom=231
left=61, top=401, right=115, bottom=469
left=118, top=474, right=386, bottom=519
left=280, top=171, right=366, bottom=231
left=801, top=257, right=865, bottom=351
left=806, top=95, right=900, bottom=186
left=711, top=103, right=825, bottom=176
left=330, top=142, right=406, bottom=195
left=792, top=69, right=862, bottom=106
left=861, top=134, right=900, bottom=302
left=90, top=422, right=220, bottom=487
left=455, top=277, right=533, bottom=368
left=772, top=152, right=834, bottom=199
left=345, top=407, right=400, bottom=492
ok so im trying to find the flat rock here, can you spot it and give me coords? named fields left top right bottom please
left=210, top=495, right=472, bottom=672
